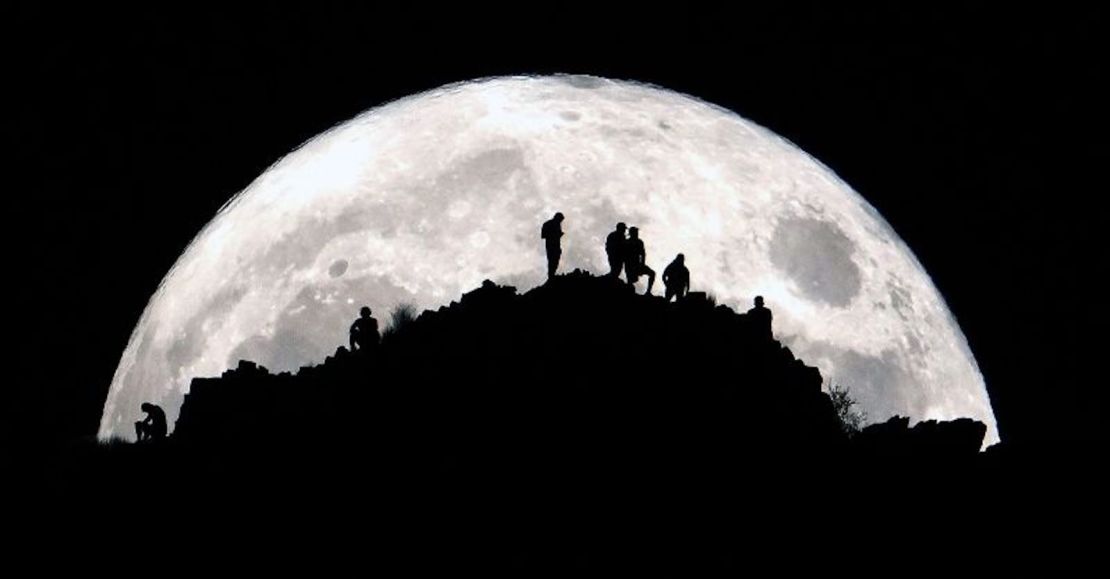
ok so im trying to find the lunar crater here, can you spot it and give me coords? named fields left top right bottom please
left=560, top=75, right=606, bottom=89
left=441, top=147, right=527, bottom=187
left=328, top=259, right=349, bottom=278
left=769, top=217, right=862, bottom=308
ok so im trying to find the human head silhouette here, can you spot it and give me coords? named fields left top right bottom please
left=754, top=296, right=764, bottom=307
left=140, top=402, right=154, bottom=413
left=629, top=226, right=639, bottom=238
left=360, top=306, right=372, bottom=318
left=616, top=222, right=626, bottom=232
left=554, top=212, right=564, bottom=222
left=675, top=253, right=685, bottom=265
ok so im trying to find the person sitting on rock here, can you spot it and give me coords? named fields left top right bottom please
left=349, top=306, right=381, bottom=353
left=134, top=402, right=167, bottom=442
left=663, top=253, right=690, bottom=302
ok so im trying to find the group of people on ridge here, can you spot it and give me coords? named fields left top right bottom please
left=542, top=212, right=690, bottom=302
left=541, top=211, right=773, bottom=337
left=132, top=212, right=774, bottom=443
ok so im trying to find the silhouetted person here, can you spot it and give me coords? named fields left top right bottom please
left=624, top=227, right=655, bottom=294
left=663, top=253, right=690, bottom=302
left=349, top=306, right=380, bottom=353
left=747, top=295, right=773, bottom=341
left=605, top=222, right=628, bottom=279
left=134, top=402, right=167, bottom=442
left=541, top=212, right=565, bottom=280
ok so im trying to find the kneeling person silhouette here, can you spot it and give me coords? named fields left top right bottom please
left=134, top=402, right=167, bottom=442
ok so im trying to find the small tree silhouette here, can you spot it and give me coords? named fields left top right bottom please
left=826, top=381, right=867, bottom=436
left=382, top=303, right=418, bottom=341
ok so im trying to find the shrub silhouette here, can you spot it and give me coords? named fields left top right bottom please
left=168, top=272, right=983, bottom=469
left=382, top=302, right=418, bottom=342
left=826, top=380, right=867, bottom=436
left=38, top=272, right=992, bottom=570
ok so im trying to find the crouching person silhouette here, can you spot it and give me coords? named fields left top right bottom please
left=135, top=402, right=167, bottom=442
left=663, top=253, right=690, bottom=302
left=350, top=306, right=381, bottom=355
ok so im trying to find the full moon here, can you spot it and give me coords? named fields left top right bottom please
left=99, top=75, right=998, bottom=445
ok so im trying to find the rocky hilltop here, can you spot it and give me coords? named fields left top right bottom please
left=171, top=271, right=984, bottom=469
left=46, top=272, right=994, bottom=569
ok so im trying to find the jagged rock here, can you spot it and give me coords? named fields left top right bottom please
left=855, top=415, right=986, bottom=456
left=39, top=272, right=998, bottom=566
left=171, top=273, right=982, bottom=466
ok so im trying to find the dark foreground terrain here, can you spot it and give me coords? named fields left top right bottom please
left=23, top=273, right=1104, bottom=569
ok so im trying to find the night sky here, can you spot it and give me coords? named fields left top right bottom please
left=14, top=5, right=1105, bottom=448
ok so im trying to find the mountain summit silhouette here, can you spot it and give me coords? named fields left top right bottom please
left=47, top=272, right=990, bottom=569
left=175, top=271, right=845, bottom=449
left=171, top=271, right=984, bottom=455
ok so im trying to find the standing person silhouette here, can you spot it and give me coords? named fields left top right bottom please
left=605, top=222, right=628, bottom=280
left=662, top=253, right=690, bottom=302
left=134, top=402, right=167, bottom=442
left=624, top=227, right=655, bottom=295
left=541, top=212, right=565, bottom=280
left=349, top=306, right=380, bottom=354
left=747, top=296, right=773, bottom=341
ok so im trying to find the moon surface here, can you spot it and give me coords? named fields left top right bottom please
left=99, top=75, right=998, bottom=445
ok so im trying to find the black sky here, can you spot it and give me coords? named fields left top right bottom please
left=13, top=5, right=1106, bottom=447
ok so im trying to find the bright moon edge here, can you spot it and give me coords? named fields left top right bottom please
left=97, top=74, right=999, bottom=445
